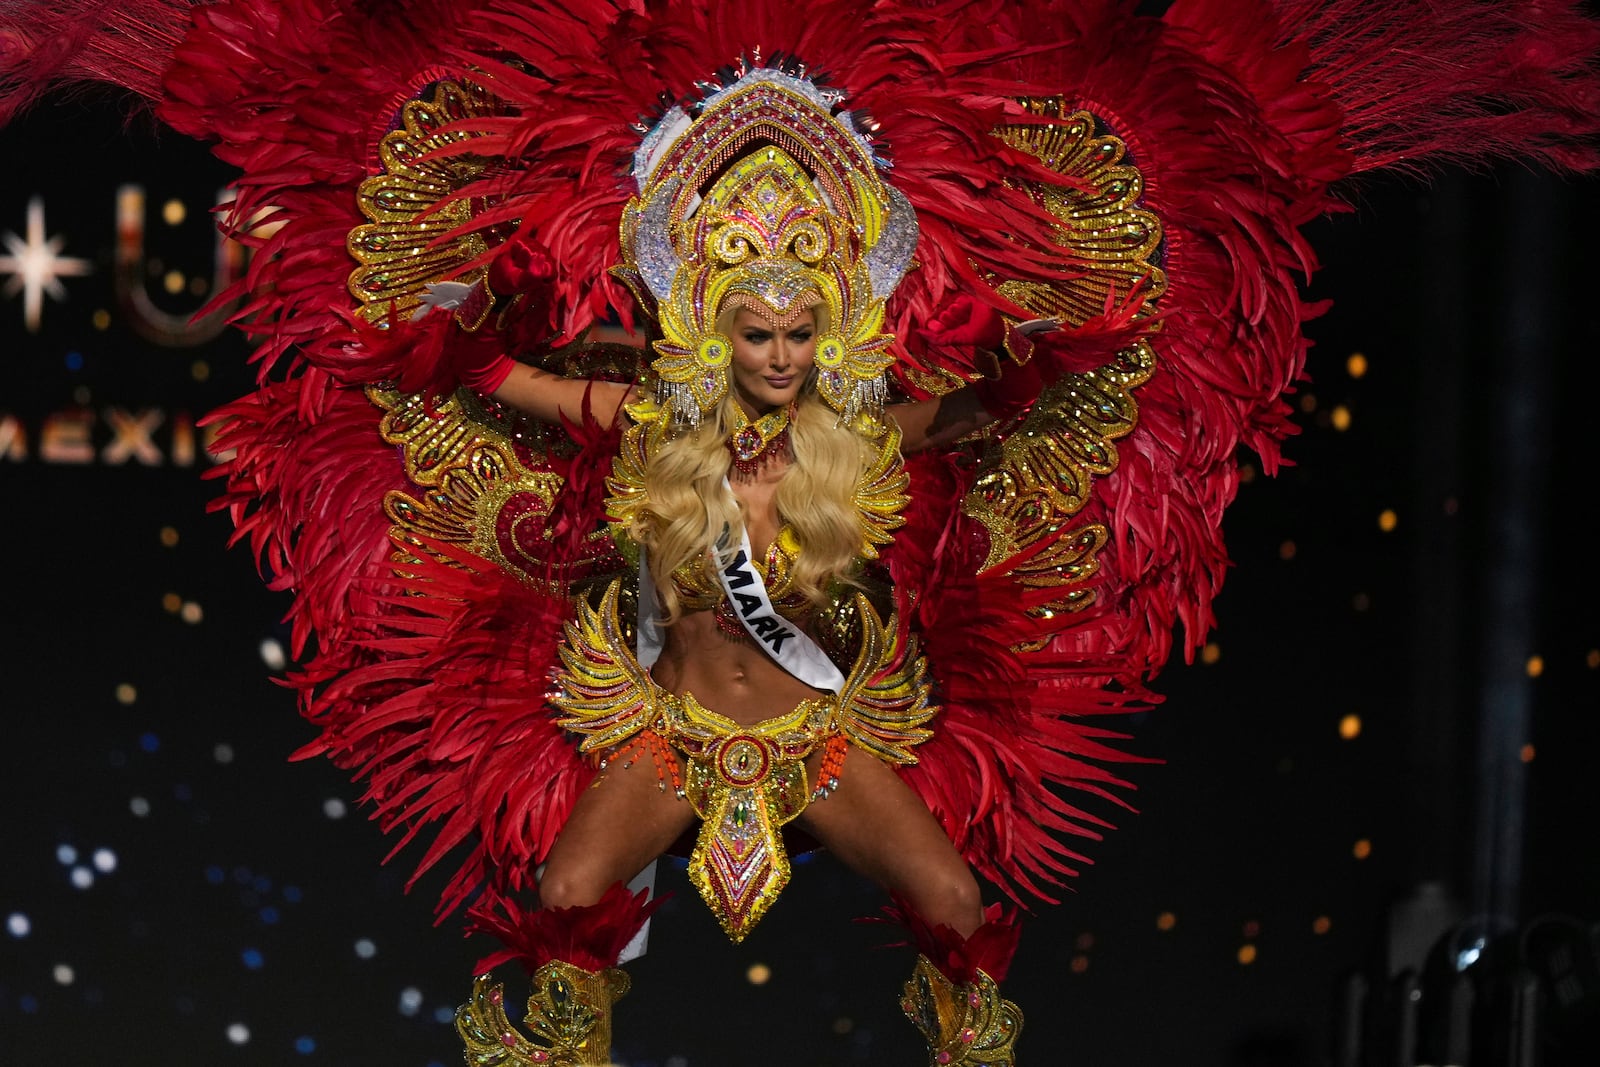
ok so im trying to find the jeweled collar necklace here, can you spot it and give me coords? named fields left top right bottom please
left=727, top=403, right=794, bottom=477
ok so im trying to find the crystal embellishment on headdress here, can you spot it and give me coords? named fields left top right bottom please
left=615, top=65, right=918, bottom=425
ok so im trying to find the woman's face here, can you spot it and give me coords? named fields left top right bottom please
left=727, top=305, right=817, bottom=417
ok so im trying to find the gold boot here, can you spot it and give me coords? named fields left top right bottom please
left=900, top=954, right=1023, bottom=1066
left=456, top=960, right=631, bottom=1066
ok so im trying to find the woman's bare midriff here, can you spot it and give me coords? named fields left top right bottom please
left=647, top=609, right=829, bottom=724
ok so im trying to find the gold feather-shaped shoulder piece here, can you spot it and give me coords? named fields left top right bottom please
left=372, top=363, right=633, bottom=596
left=371, top=330, right=641, bottom=587
left=550, top=579, right=659, bottom=754
left=834, top=593, right=936, bottom=766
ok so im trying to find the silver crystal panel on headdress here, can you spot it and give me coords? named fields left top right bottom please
left=863, top=186, right=919, bottom=302
left=635, top=179, right=684, bottom=302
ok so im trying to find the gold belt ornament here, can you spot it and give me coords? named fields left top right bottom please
left=660, top=692, right=838, bottom=942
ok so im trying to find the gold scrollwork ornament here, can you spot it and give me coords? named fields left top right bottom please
left=457, top=963, right=631, bottom=1067
left=959, top=101, right=1167, bottom=629
left=901, top=955, right=1024, bottom=1066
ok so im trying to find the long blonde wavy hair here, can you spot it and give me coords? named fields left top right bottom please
left=635, top=305, right=873, bottom=624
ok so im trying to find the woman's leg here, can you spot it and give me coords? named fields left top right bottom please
left=796, top=745, right=984, bottom=936
left=538, top=755, right=697, bottom=909
left=798, top=748, right=1023, bottom=1065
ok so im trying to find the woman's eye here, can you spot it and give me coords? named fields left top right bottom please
left=743, top=332, right=770, bottom=343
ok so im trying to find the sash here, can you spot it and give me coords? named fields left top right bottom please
left=710, top=521, right=846, bottom=693
left=633, top=525, right=845, bottom=694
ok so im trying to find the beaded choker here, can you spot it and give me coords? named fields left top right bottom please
left=726, top=404, right=794, bottom=477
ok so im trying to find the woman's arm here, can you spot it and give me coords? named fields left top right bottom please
left=490, top=363, right=637, bottom=429
left=888, top=387, right=994, bottom=453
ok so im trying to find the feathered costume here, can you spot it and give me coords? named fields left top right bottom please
left=6, top=1, right=1598, bottom=1062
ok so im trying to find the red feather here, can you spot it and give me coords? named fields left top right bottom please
left=879, top=895, right=1022, bottom=984
left=466, top=883, right=665, bottom=974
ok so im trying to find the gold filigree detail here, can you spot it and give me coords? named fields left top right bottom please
left=900, top=956, right=1024, bottom=1066
left=616, top=72, right=915, bottom=423
left=348, top=79, right=502, bottom=328
left=672, top=691, right=832, bottom=942
left=369, top=337, right=644, bottom=589
left=961, top=103, right=1166, bottom=625
left=457, top=965, right=630, bottom=1066
left=371, top=386, right=566, bottom=585
left=991, top=101, right=1166, bottom=327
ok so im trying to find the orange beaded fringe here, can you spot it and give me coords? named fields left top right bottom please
left=595, top=729, right=685, bottom=797
left=812, top=734, right=848, bottom=800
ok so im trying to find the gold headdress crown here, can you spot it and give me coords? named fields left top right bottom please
left=616, top=67, right=918, bottom=424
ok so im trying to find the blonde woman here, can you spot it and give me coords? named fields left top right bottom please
left=485, top=297, right=994, bottom=941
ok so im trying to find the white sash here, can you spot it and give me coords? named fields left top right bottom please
left=633, top=526, right=845, bottom=694
left=635, top=548, right=667, bottom=669
left=710, top=521, right=846, bottom=693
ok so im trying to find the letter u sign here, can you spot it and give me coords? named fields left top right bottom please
left=115, top=184, right=246, bottom=347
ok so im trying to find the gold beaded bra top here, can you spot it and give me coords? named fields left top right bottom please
left=668, top=522, right=808, bottom=616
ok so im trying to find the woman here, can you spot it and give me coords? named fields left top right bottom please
left=452, top=75, right=1030, bottom=1063
left=516, top=302, right=990, bottom=942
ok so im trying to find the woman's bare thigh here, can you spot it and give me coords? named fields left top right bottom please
left=538, top=757, right=697, bottom=908
left=796, top=746, right=983, bottom=934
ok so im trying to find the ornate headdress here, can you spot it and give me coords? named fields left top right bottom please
left=615, top=66, right=919, bottom=426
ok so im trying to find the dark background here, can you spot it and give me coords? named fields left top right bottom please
left=1, top=97, right=1595, bottom=1067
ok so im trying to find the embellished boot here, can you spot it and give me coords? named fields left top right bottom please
left=455, top=882, right=661, bottom=1066
left=887, top=897, right=1025, bottom=1065
left=901, top=954, right=1023, bottom=1066
left=458, top=961, right=630, bottom=1066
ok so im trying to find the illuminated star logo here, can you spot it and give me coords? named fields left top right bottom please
left=0, top=197, right=94, bottom=333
